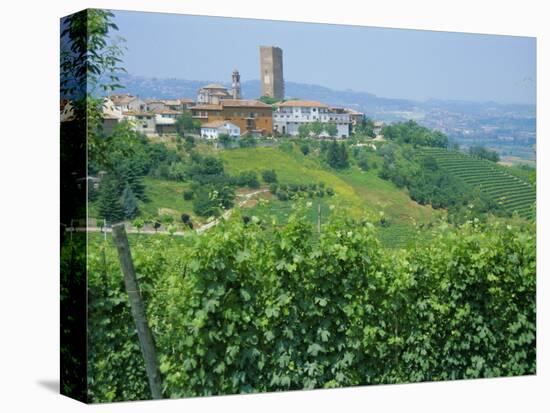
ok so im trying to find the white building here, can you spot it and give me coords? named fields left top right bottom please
left=272, top=100, right=350, bottom=138
left=200, top=120, right=240, bottom=139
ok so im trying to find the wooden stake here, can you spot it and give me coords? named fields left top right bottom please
left=112, top=223, right=163, bottom=399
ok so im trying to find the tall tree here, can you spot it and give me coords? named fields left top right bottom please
left=116, top=161, right=146, bottom=201
left=338, top=142, right=349, bottom=168
left=327, top=140, right=340, bottom=168
left=98, top=175, right=124, bottom=224
left=121, top=184, right=139, bottom=219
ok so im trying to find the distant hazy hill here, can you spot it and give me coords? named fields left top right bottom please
left=111, top=73, right=535, bottom=124
left=113, top=73, right=418, bottom=116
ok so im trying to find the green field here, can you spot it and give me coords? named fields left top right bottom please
left=220, top=146, right=438, bottom=248
left=420, top=147, right=536, bottom=219
left=139, top=177, right=196, bottom=222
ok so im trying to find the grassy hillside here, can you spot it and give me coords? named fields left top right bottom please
left=220, top=146, right=439, bottom=248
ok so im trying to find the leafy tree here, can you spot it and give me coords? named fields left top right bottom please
left=236, top=171, right=260, bottom=188
left=298, top=124, right=310, bottom=138
left=327, top=141, right=349, bottom=169
left=217, top=185, right=236, bottom=210
left=121, top=184, right=138, bottom=219
left=97, top=175, right=124, bottom=224
left=325, top=123, right=338, bottom=138
left=188, top=154, right=228, bottom=185
left=184, top=135, right=196, bottom=152
left=239, top=136, right=257, bottom=148
left=276, top=190, right=289, bottom=201
left=259, top=95, right=282, bottom=105
left=357, top=154, right=369, bottom=171
left=261, top=169, right=278, bottom=183
left=310, top=121, right=324, bottom=137
left=218, top=133, right=232, bottom=147
left=167, top=162, right=187, bottom=181
left=175, top=111, right=199, bottom=136
left=300, top=143, right=310, bottom=155
left=61, top=9, right=126, bottom=166
left=469, top=145, right=500, bottom=162
left=381, top=120, right=448, bottom=148
left=356, top=117, right=375, bottom=137
left=192, top=188, right=218, bottom=217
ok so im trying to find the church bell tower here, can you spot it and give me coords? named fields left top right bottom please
left=231, top=69, right=241, bottom=100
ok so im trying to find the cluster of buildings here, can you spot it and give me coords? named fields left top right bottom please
left=96, top=46, right=365, bottom=139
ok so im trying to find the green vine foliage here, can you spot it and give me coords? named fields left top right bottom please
left=85, top=209, right=535, bottom=402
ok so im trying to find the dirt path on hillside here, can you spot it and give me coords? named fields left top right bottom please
left=74, top=189, right=269, bottom=237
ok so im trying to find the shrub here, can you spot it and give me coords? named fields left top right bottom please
left=261, top=169, right=278, bottom=183
left=236, top=171, right=260, bottom=189
left=276, top=190, right=289, bottom=201
left=183, top=190, right=194, bottom=201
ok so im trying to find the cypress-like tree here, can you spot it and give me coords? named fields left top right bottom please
left=327, top=140, right=340, bottom=169
left=338, top=142, right=349, bottom=169
left=121, top=184, right=139, bottom=219
left=97, top=175, right=124, bottom=225
left=116, top=161, right=146, bottom=200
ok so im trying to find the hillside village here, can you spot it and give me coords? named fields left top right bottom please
left=93, top=46, right=373, bottom=140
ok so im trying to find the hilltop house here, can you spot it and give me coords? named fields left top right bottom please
left=196, top=83, right=232, bottom=105
left=153, top=108, right=181, bottom=135
left=345, top=108, right=364, bottom=132
left=200, top=120, right=241, bottom=139
left=122, top=111, right=156, bottom=135
left=145, top=98, right=194, bottom=113
left=108, top=94, right=147, bottom=113
left=272, top=100, right=350, bottom=138
left=190, top=99, right=273, bottom=137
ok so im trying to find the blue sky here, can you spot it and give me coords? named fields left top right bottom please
left=111, top=10, right=536, bottom=105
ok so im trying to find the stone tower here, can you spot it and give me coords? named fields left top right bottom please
left=259, top=46, right=284, bottom=99
left=231, top=69, right=241, bottom=100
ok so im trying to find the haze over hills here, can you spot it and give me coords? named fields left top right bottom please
left=111, top=73, right=536, bottom=163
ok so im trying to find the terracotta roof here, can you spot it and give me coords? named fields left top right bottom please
left=276, top=100, right=328, bottom=108
left=220, top=99, right=271, bottom=108
left=190, top=100, right=271, bottom=110
left=202, top=120, right=237, bottom=129
left=152, top=108, right=182, bottom=115
left=189, top=104, right=222, bottom=110
left=162, top=99, right=186, bottom=106
left=123, top=111, right=154, bottom=117
left=144, top=99, right=164, bottom=104
left=110, top=94, right=138, bottom=105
